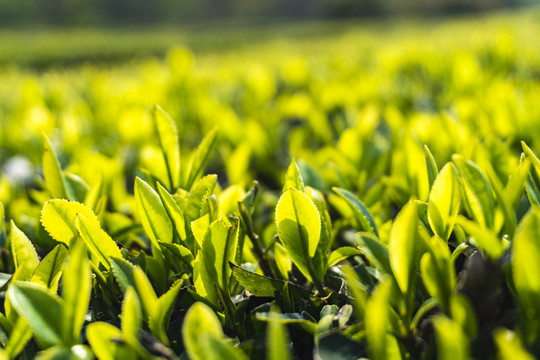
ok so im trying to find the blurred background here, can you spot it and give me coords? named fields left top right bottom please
left=2, top=0, right=540, bottom=233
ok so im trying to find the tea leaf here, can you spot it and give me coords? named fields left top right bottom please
left=195, top=218, right=239, bottom=299
left=282, top=158, right=304, bottom=192
left=185, top=127, right=218, bottom=190
left=230, top=263, right=284, bottom=297
left=428, top=163, right=460, bottom=240
left=266, top=308, right=292, bottom=360
left=389, top=201, right=419, bottom=294
left=41, top=200, right=99, bottom=245
left=134, top=177, right=173, bottom=247
left=9, top=281, right=64, bottom=347
left=512, top=208, right=540, bottom=319
left=494, top=329, right=535, bottom=360
left=432, top=316, right=471, bottom=360
left=332, top=187, right=378, bottom=236
left=182, top=302, right=224, bottom=360
left=62, top=242, right=92, bottom=346
left=31, top=245, right=68, bottom=291
left=10, top=221, right=39, bottom=277
left=149, top=280, right=182, bottom=346
left=365, top=277, right=393, bottom=360
left=327, top=247, right=363, bottom=268
left=156, top=182, right=187, bottom=242
left=276, top=188, right=321, bottom=282
left=42, top=133, right=70, bottom=200
left=453, top=155, right=494, bottom=229
left=87, top=322, right=136, bottom=360
left=154, top=105, right=181, bottom=190
left=76, top=213, right=121, bottom=270
left=424, top=144, right=438, bottom=190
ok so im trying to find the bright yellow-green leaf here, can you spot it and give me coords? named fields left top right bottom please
left=42, top=133, right=70, bottom=200
left=457, top=216, right=504, bottom=260
left=432, top=316, right=471, bottom=360
left=453, top=155, right=494, bottom=229
left=133, top=266, right=158, bottom=319
left=282, top=158, right=304, bottom=193
left=201, top=219, right=239, bottom=291
left=428, top=163, right=460, bottom=240
left=154, top=105, right=181, bottom=190
left=191, top=213, right=210, bottom=248
left=275, top=189, right=321, bottom=282
left=182, top=302, right=224, bottom=360
left=156, top=181, right=187, bottom=242
left=9, top=281, right=64, bottom=347
left=121, top=288, right=145, bottom=356
left=10, top=221, right=39, bottom=278
left=389, top=201, right=419, bottom=294
left=332, top=187, right=378, bottom=236
left=424, top=144, right=438, bottom=190
left=450, top=294, right=477, bottom=338
left=3, top=317, right=31, bottom=359
left=365, top=277, right=393, bottom=360
left=185, top=127, right=218, bottom=190
left=512, top=208, right=540, bottom=318
left=266, top=309, right=292, bottom=360
left=193, top=253, right=219, bottom=307
left=31, top=244, right=68, bottom=291
left=75, top=214, right=121, bottom=270
left=149, top=280, right=182, bottom=346
left=184, top=174, right=217, bottom=224
left=134, top=177, right=173, bottom=247
left=41, top=200, right=99, bottom=245
left=494, top=328, right=535, bottom=360
left=87, top=322, right=136, bottom=360
left=62, top=242, right=92, bottom=346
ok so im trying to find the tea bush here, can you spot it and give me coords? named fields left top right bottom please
left=1, top=9, right=540, bottom=360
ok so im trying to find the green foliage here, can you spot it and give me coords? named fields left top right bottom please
left=2, top=12, right=540, bottom=359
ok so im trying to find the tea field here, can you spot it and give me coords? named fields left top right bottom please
left=1, top=8, right=540, bottom=359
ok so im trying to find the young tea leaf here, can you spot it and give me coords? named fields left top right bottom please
left=512, top=208, right=540, bottom=319
left=332, top=187, right=378, bottom=236
left=275, top=189, right=321, bottom=282
left=282, top=158, right=305, bottom=193
left=41, top=200, right=99, bottom=245
left=453, top=155, right=495, bottom=229
left=494, top=329, right=535, bottom=360
left=153, top=105, right=181, bottom=190
left=148, top=280, right=182, bottom=346
left=134, top=177, right=173, bottom=247
left=42, top=133, right=70, bottom=200
left=10, top=221, right=39, bottom=278
left=31, top=244, right=68, bottom=291
left=156, top=182, right=187, bottom=242
left=87, top=322, right=136, bottom=360
left=182, top=302, right=224, bottom=360
left=428, top=163, right=460, bottom=240
left=185, top=127, right=218, bottom=190
left=389, top=201, right=419, bottom=295
left=62, top=242, right=92, bottom=346
left=9, top=281, right=64, bottom=347
left=432, top=316, right=471, bottom=360
left=75, top=214, right=122, bottom=270
left=424, top=144, right=439, bottom=190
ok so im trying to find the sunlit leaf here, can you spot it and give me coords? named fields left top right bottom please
left=428, top=163, right=460, bottom=240
left=41, top=200, right=99, bottom=245
left=185, top=127, right=218, bottom=190
left=275, top=188, right=321, bottom=282
left=76, top=214, right=121, bottom=270
left=9, top=281, right=64, bottom=347
left=153, top=105, right=181, bottom=190
left=134, top=177, right=173, bottom=247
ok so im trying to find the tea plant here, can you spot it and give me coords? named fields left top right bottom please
left=0, top=103, right=539, bottom=359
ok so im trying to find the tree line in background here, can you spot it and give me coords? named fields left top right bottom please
left=0, top=0, right=535, bottom=26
